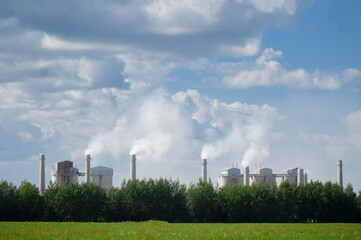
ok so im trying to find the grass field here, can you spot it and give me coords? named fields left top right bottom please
left=0, top=221, right=360, bottom=239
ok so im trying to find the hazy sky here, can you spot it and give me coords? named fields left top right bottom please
left=1, top=0, right=360, bottom=191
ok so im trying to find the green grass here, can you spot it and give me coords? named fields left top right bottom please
left=0, top=221, right=360, bottom=239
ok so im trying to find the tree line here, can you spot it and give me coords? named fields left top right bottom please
left=1, top=179, right=360, bottom=222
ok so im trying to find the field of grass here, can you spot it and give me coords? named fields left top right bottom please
left=0, top=221, right=360, bottom=239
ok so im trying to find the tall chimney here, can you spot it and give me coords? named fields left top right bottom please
left=85, top=154, right=90, bottom=183
left=244, top=166, right=250, bottom=186
left=297, top=168, right=304, bottom=186
left=202, top=159, right=207, bottom=183
left=130, top=154, right=136, bottom=181
left=337, top=160, right=343, bottom=188
left=39, top=154, right=45, bottom=195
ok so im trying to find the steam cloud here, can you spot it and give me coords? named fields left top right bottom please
left=84, top=88, right=283, bottom=172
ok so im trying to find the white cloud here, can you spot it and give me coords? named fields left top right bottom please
left=0, top=56, right=126, bottom=90
left=345, top=110, right=361, bottom=148
left=244, top=0, right=298, bottom=15
left=143, top=0, right=225, bottom=35
left=221, top=48, right=354, bottom=89
left=41, top=33, right=129, bottom=52
left=218, top=37, right=261, bottom=57
left=0, top=0, right=304, bottom=57
left=299, top=110, right=361, bottom=150
left=17, top=131, right=33, bottom=142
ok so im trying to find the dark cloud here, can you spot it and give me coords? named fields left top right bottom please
left=0, top=0, right=301, bottom=57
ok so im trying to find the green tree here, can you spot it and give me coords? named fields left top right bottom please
left=104, top=187, right=126, bottom=222
left=187, top=179, right=218, bottom=222
left=0, top=180, right=19, bottom=221
left=43, top=182, right=59, bottom=221
left=18, top=181, right=43, bottom=221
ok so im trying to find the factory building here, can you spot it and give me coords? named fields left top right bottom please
left=218, top=166, right=307, bottom=188
left=49, top=155, right=113, bottom=190
left=51, top=160, right=79, bottom=185
left=90, top=166, right=113, bottom=190
left=218, top=167, right=243, bottom=187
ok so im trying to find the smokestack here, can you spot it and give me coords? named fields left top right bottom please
left=337, top=160, right=343, bottom=188
left=85, top=154, right=90, bottom=183
left=244, top=166, right=250, bottom=186
left=297, top=168, right=304, bottom=186
left=130, top=154, right=136, bottom=181
left=202, top=159, right=207, bottom=183
left=304, top=172, right=308, bottom=184
left=39, top=154, right=45, bottom=195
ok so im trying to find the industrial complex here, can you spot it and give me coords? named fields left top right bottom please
left=38, top=153, right=344, bottom=194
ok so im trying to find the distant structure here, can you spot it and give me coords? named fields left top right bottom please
left=51, top=160, right=79, bottom=185
left=130, top=154, right=136, bottom=181
left=90, top=166, right=113, bottom=190
left=202, top=158, right=207, bottom=183
left=218, top=166, right=307, bottom=188
left=85, top=154, right=90, bottom=184
left=337, top=160, right=343, bottom=188
left=244, top=166, right=250, bottom=186
left=50, top=159, right=113, bottom=190
left=39, top=154, right=45, bottom=195
left=218, top=167, right=243, bottom=187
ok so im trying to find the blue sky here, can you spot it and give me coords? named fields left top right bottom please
left=0, top=0, right=360, bottom=191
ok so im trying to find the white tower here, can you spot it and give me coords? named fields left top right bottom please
left=85, top=154, right=90, bottom=183
left=337, top=160, right=343, bottom=188
left=244, top=166, right=250, bottom=186
left=304, top=172, right=308, bottom=184
left=130, top=154, right=136, bottom=181
left=39, top=154, right=45, bottom=195
left=202, top=159, right=207, bottom=183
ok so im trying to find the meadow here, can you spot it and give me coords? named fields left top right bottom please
left=0, top=221, right=360, bottom=240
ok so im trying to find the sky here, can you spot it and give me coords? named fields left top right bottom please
left=0, top=0, right=360, bottom=191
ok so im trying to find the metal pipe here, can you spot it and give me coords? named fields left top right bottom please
left=130, top=154, right=136, bottom=181
left=39, top=154, right=45, bottom=195
left=337, top=160, right=343, bottom=188
left=202, top=159, right=207, bottom=183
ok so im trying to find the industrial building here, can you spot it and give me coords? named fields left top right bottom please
left=90, top=166, right=113, bottom=190
left=217, top=166, right=308, bottom=188
left=47, top=154, right=113, bottom=190
left=51, top=160, right=79, bottom=185
left=39, top=152, right=344, bottom=194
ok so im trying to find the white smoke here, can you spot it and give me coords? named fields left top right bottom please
left=188, top=93, right=284, bottom=168
left=84, top=138, right=104, bottom=156
left=82, top=88, right=282, bottom=180
left=241, top=142, right=270, bottom=167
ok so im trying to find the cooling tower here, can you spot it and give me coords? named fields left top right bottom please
left=244, top=166, right=250, bottom=186
left=39, top=154, right=45, bottom=195
left=202, top=159, right=207, bottom=183
left=337, top=160, right=343, bottom=188
left=297, top=168, right=304, bottom=186
left=130, top=154, right=136, bottom=181
left=85, top=154, right=90, bottom=183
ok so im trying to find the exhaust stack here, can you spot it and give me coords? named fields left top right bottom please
left=337, top=160, right=343, bottom=188
left=85, top=154, right=90, bottom=183
left=39, top=154, right=45, bottom=195
left=202, top=159, right=207, bottom=183
left=130, top=154, right=136, bottom=181
left=244, top=166, right=250, bottom=186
